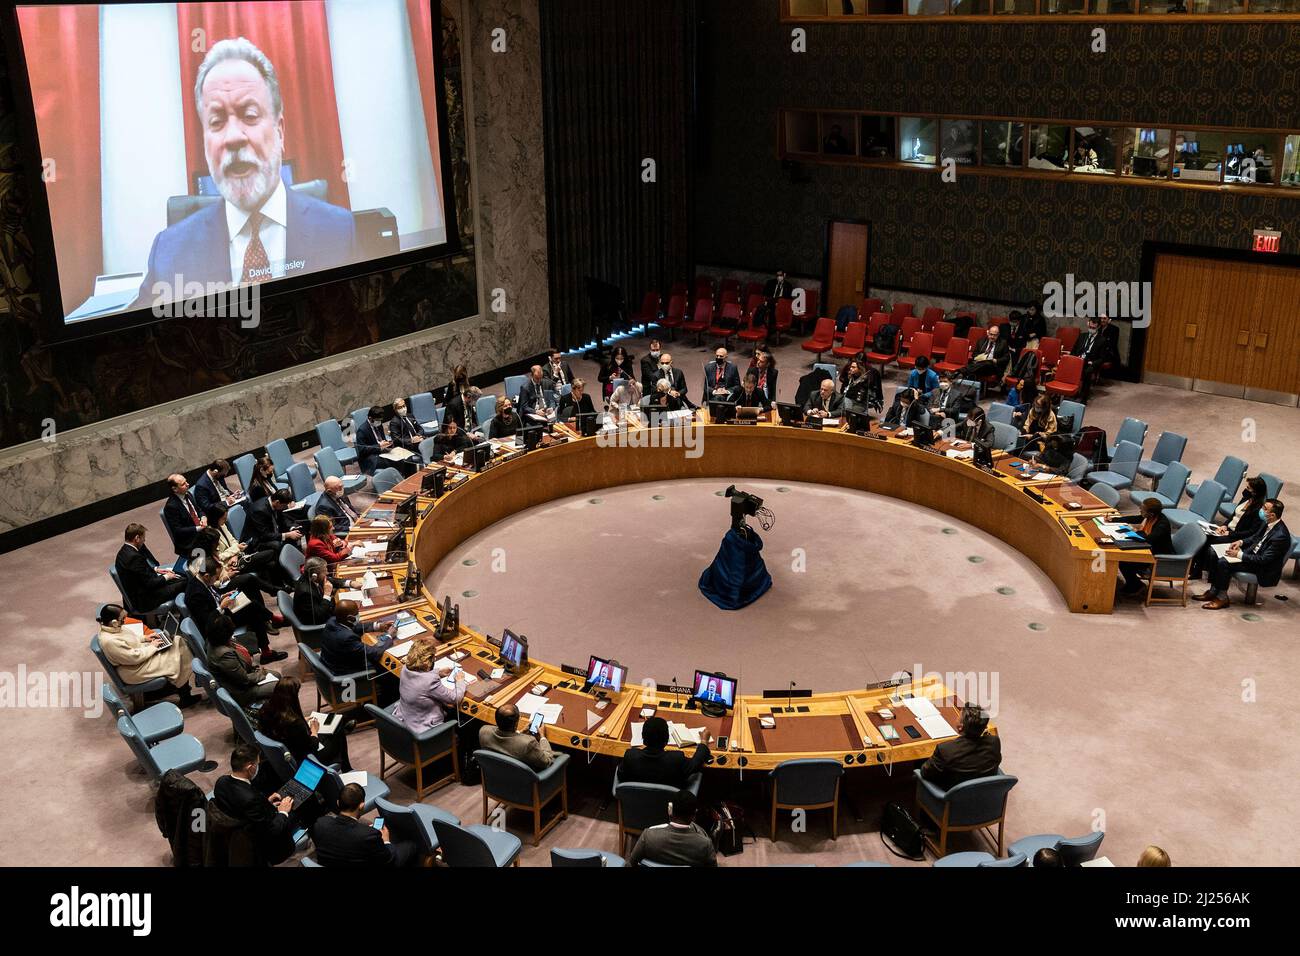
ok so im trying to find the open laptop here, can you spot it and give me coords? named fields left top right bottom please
left=278, top=753, right=328, bottom=805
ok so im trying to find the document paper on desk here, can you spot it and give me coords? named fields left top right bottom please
left=385, top=447, right=415, bottom=461
left=917, top=714, right=959, bottom=740
left=395, top=620, right=426, bottom=640
left=900, top=696, right=940, bottom=720
left=669, top=723, right=706, bottom=747
left=515, top=693, right=563, bottom=724
left=630, top=722, right=645, bottom=746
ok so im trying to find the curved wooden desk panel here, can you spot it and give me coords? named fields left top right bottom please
left=413, top=426, right=1116, bottom=615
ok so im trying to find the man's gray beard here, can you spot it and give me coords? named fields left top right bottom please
left=214, top=147, right=281, bottom=213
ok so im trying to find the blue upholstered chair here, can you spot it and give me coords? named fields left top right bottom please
left=298, top=642, right=379, bottom=716
left=314, top=447, right=367, bottom=494
left=1008, top=830, right=1104, bottom=866
left=475, top=750, right=570, bottom=847
left=215, top=687, right=259, bottom=746
left=101, top=683, right=183, bottom=745
left=233, top=453, right=257, bottom=495
left=1130, top=461, right=1190, bottom=510
left=1087, top=439, right=1143, bottom=492
left=1057, top=399, right=1086, bottom=431
left=1067, top=453, right=1090, bottom=482
left=408, top=392, right=442, bottom=436
left=371, top=468, right=403, bottom=495
left=278, top=543, right=305, bottom=584
left=1136, top=431, right=1187, bottom=483
left=913, top=769, right=1018, bottom=858
left=374, top=795, right=461, bottom=864
left=1186, top=455, right=1246, bottom=507
left=769, top=758, right=844, bottom=841
left=117, top=714, right=206, bottom=782
left=268, top=438, right=315, bottom=483
left=1145, top=522, right=1207, bottom=607
left=418, top=436, right=438, bottom=463
left=286, top=462, right=316, bottom=502
left=1218, top=472, right=1284, bottom=521
left=364, top=702, right=459, bottom=800
left=349, top=408, right=369, bottom=439
left=1165, top=478, right=1226, bottom=528
left=550, top=848, right=627, bottom=867
left=932, top=850, right=1027, bottom=867
left=474, top=394, right=498, bottom=429
left=91, top=634, right=168, bottom=711
left=843, top=860, right=893, bottom=867
left=226, top=503, right=247, bottom=541
left=613, top=767, right=703, bottom=854
left=991, top=421, right=1019, bottom=451
left=314, top=418, right=359, bottom=467
left=1107, top=417, right=1147, bottom=459
left=431, top=817, right=522, bottom=867
left=987, top=402, right=1015, bottom=426
left=277, top=591, right=325, bottom=655
left=504, top=375, right=529, bottom=403
left=813, top=362, right=838, bottom=381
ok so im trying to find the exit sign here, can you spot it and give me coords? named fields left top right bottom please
left=1253, top=229, right=1281, bottom=253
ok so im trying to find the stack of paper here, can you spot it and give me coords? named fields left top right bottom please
left=668, top=723, right=706, bottom=747
left=1211, top=542, right=1242, bottom=564
left=395, top=620, right=425, bottom=640
left=337, top=589, right=364, bottom=602
left=385, top=448, right=415, bottom=461
left=361, top=571, right=379, bottom=591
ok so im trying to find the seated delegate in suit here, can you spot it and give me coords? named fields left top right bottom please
left=477, top=702, right=554, bottom=771
left=1117, top=498, right=1175, bottom=596
left=312, top=783, right=416, bottom=867
left=557, top=378, right=597, bottom=421
left=186, top=555, right=285, bottom=663
left=133, top=38, right=355, bottom=310
left=652, top=353, right=692, bottom=408
left=241, top=488, right=304, bottom=560
left=432, top=417, right=475, bottom=462
left=1196, top=499, right=1291, bottom=610
left=1070, top=316, right=1107, bottom=399
left=487, top=396, right=523, bottom=440
left=193, top=460, right=236, bottom=514
left=627, top=790, right=717, bottom=868
left=903, top=355, right=940, bottom=403
left=387, top=398, right=425, bottom=459
left=1192, top=477, right=1267, bottom=580
left=647, top=378, right=684, bottom=412
left=205, top=611, right=280, bottom=708
left=443, top=373, right=484, bottom=438
left=518, top=365, right=557, bottom=423
left=245, top=454, right=280, bottom=504
left=320, top=600, right=398, bottom=705
left=960, top=324, right=1010, bottom=380
left=619, top=716, right=711, bottom=787
left=919, top=703, right=1002, bottom=790
left=703, top=346, right=742, bottom=403
left=599, top=346, right=637, bottom=401
left=212, top=743, right=298, bottom=866
left=355, top=405, right=394, bottom=477
left=840, top=357, right=883, bottom=413
left=305, top=514, right=350, bottom=567
left=258, top=674, right=352, bottom=772
left=881, top=388, right=925, bottom=430
left=115, top=523, right=186, bottom=613
left=750, top=349, right=780, bottom=405
left=96, top=604, right=197, bottom=708
left=955, top=406, right=994, bottom=445
left=391, top=639, right=464, bottom=733
left=196, top=505, right=279, bottom=598
left=640, top=340, right=665, bottom=391
left=927, top=372, right=976, bottom=423
left=803, top=378, right=844, bottom=420
left=315, top=475, right=361, bottom=535
left=162, top=473, right=207, bottom=560
left=542, top=347, right=576, bottom=392
left=293, top=558, right=337, bottom=626
left=729, top=372, right=772, bottom=412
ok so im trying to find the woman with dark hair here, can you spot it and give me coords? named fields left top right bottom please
left=305, top=514, right=349, bottom=567
left=840, top=355, right=883, bottom=412
left=598, top=346, right=637, bottom=401
left=246, top=454, right=280, bottom=503
left=197, top=504, right=279, bottom=596
left=97, top=604, right=197, bottom=708
left=204, top=610, right=277, bottom=708
left=957, top=405, right=994, bottom=445
left=433, top=416, right=475, bottom=461
left=1019, top=395, right=1058, bottom=438
left=1192, top=476, right=1269, bottom=580
left=257, top=674, right=352, bottom=771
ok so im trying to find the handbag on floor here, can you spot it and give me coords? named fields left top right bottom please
left=880, top=801, right=926, bottom=860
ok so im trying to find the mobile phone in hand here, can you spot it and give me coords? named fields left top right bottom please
left=373, top=817, right=384, bottom=831
left=527, top=712, right=545, bottom=735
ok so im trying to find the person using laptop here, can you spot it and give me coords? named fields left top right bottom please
left=627, top=789, right=717, bottom=867
left=312, top=783, right=417, bottom=867
left=96, top=604, right=198, bottom=709
left=730, top=371, right=771, bottom=413
left=212, top=743, right=298, bottom=866
left=619, top=716, right=711, bottom=788
left=918, top=703, right=1001, bottom=790
left=114, top=523, right=186, bottom=616
left=478, top=702, right=554, bottom=770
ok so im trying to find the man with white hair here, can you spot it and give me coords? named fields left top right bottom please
left=315, top=475, right=360, bottom=535
left=136, top=36, right=355, bottom=306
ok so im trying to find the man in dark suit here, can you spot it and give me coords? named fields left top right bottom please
left=311, top=783, right=416, bottom=867
left=320, top=600, right=398, bottom=704
left=354, top=406, right=393, bottom=476
left=804, top=378, right=845, bottom=420
left=919, top=703, right=1002, bottom=790
left=387, top=398, right=425, bottom=459
left=1118, top=499, right=1175, bottom=596
left=961, top=323, right=1010, bottom=380
left=315, top=476, right=360, bottom=535
left=133, top=39, right=355, bottom=311
left=212, top=743, right=298, bottom=866
left=115, top=523, right=186, bottom=613
left=652, top=354, right=691, bottom=408
left=162, top=474, right=207, bottom=561
left=186, top=557, right=284, bottom=662
left=294, top=558, right=336, bottom=626
left=927, top=372, right=977, bottom=423
left=640, top=339, right=665, bottom=390
left=241, top=489, right=303, bottom=554
left=193, top=460, right=236, bottom=514
left=730, top=372, right=772, bottom=413
left=619, top=716, right=711, bottom=788
left=1070, top=316, right=1108, bottom=400
left=541, top=348, right=576, bottom=392
left=1196, top=499, right=1291, bottom=610
left=518, top=365, right=557, bottom=423
left=443, top=385, right=483, bottom=438
left=703, top=347, right=742, bottom=403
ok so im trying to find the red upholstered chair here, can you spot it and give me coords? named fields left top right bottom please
left=865, top=328, right=901, bottom=370
left=934, top=337, right=970, bottom=374
left=745, top=281, right=764, bottom=302
left=669, top=281, right=688, bottom=300
left=861, top=297, right=883, bottom=317
left=833, top=322, right=868, bottom=359
left=660, top=294, right=686, bottom=338
left=897, top=316, right=922, bottom=353
left=1038, top=336, right=1062, bottom=372
left=720, top=288, right=739, bottom=309
left=1004, top=345, right=1037, bottom=390
left=966, top=326, right=988, bottom=350
left=773, top=299, right=795, bottom=344
left=897, top=331, right=934, bottom=372
left=800, top=317, right=837, bottom=361
left=920, top=306, right=944, bottom=332
left=988, top=314, right=1009, bottom=330
left=931, top=321, right=955, bottom=358
left=744, top=293, right=765, bottom=319
left=683, top=298, right=713, bottom=345
left=709, top=303, right=743, bottom=348
left=891, top=302, right=914, bottom=322
left=1045, top=355, right=1084, bottom=398
left=795, top=289, right=820, bottom=333
left=1055, top=325, right=1082, bottom=354
left=694, top=276, right=714, bottom=299
left=720, top=277, right=740, bottom=298
left=632, top=292, right=660, bottom=328
left=736, top=311, right=767, bottom=346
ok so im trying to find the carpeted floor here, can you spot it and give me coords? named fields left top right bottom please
left=1, top=329, right=1296, bottom=867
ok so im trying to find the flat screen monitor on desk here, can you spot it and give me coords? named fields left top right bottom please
left=709, top=400, right=737, bottom=424
left=584, top=656, right=625, bottom=693
left=692, top=670, right=736, bottom=713
left=468, top=442, right=493, bottom=472
left=395, top=494, right=420, bottom=526
left=421, top=467, right=447, bottom=497
left=517, top=424, right=544, bottom=450
left=385, top=528, right=407, bottom=560
left=500, top=629, right=527, bottom=672
left=776, top=402, right=804, bottom=426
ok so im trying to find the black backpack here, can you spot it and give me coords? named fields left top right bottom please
left=881, top=801, right=926, bottom=860
left=872, top=323, right=898, bottom=354
left=705, top=801, right=752, bottom=856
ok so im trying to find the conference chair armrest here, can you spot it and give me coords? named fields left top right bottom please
left=912, top=769, right=948, bottom=802
left=412, top=720, right=458, bottom=746
left=534, top=752, right=570, bottom=785
left=330, top=668, right=377, bottom=685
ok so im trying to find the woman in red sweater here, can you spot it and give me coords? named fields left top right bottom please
left=304, top=515, right=349, bottom=567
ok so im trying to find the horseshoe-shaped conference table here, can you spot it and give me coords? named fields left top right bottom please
left=333, top=414, right=1145, bottom=772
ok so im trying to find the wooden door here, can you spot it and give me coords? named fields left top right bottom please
left=825, top=220, right=870, bottom=320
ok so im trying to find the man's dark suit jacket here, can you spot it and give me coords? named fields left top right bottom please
left=193, top=472, right=231, bottom=514
left=619, top=744, right=710, bottom=788
left=320, top=618, right=392, bottom=675
left=311, top=813, right=396, bottom=867
left=763, top=277, right=794, bottom=301
left=315, top=492, right=356, bottom=535
left=1121, top=513, right=1174, bottom=556
left=115, top=543, right=169, bottom=611
left=354, top=420, right=389, bottom=476
left=212, top=774, right=294, bottom=866
left=293, top=575, right=335, bottom=627
left=134, top=188, right=356, bottom=308
left=1234, top=520, right=1293, bottom=587
left=654, top=367, right=691, bottom=405
left=970, top=337, right=1010, bottom=366
left=517, top=378, right=553, bottom=420
left=919, top=733, right=1002, bottom=790
left=1072, top=329, right=1107, bottom=364
left=805, top=391, right=845, bottom=417
left=703, top=360, right=741, bottom=397
left=929, top=382, right=977, bottom=421
left=444, top=391, right=476, bottom=431
left=162, top=493, right=204, bottom=557
left=640, top=354, right=663, bottom=389
left=729, top=385, right=771, bottom=412
left=388, top=414, right=424, bottom=452
left=557, top=392, right=596, bottom=421
left=542, top=362, right=576, bottom=392
left=242, top=497, right=288, bottom=553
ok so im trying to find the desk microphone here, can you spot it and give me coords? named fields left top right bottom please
left=786, top=680, right=796, bottom=714
left=672, top=676, right=683, bottom=710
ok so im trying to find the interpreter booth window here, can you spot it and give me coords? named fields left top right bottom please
left=1091, top=0, right=1137, bottom=10
left=940, top=120, right=978, bottom=166
left=1119, top=128, right=1171, bottom=179
left=783, top=111, right=821, bottom=157
left=1280, top=135, right=1300, bottom=187
left=1041, top=0, right=1086, bottom=11
left=1028, top=124, right=1070, bottom=171
left=992, top=0, right=1037, bottom=11
left=1222, top=134, right=1281, bottom=186
left=909, top=0, right=951, bottom=13
left=900, top=117, right=938, bottom=164
left=950, top=0, right=985, bottom=12
left=789, top=0, right=869, bottom=13
left=860, top=115, right=897, bottom=161
left=1255, top=0, right=1300, bottom=10
left=867, top=0, right=907, bottom=12
left=981, top=121, right=1025, bottom=166
left=1070, top=127, right=1118, bottom=174
left=821, top=114, right=859, bottom=157
left=1172, top=130, right=1225, bottom=183
left=1162, top=0, right=1245, bottom=11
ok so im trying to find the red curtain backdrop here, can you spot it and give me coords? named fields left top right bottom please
left=175, top=1, right=350, bottom=208
left=405, top=0, right=444, bottom=207
left=17, top=4, right=102, bottom=314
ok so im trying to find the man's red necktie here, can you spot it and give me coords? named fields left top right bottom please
left=242, top=211, right=271, bottom=284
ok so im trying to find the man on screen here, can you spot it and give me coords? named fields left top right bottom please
left=698, top=677, right=726, bottom=705
left=136, top=37, right=355, bottom=307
